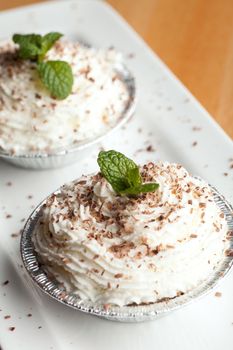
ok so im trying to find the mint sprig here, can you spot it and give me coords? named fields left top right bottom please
left=13, top=32, right=73, bottom=100
left=13, top=32, right=62, bottom=61
left=13, top=34, right=42, bottom=60
left=38, top=61, right=73, bottom=100
left=97, top=150, right=159, bottom=196
left=38, top=32, right=63, bottom=61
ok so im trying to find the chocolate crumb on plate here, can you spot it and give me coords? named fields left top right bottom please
left=192, top=126, right=202, bottom=131
left=192, top=141, right=198, bottom=147
left=127, top=52, right=135, bottom=59
left=214, top=292, right=222, bottom=297
left=11, top=233, right=19, bottom=238
left=2, top=280, right=9, bottom=286
left=9, top=327, right=15, bottom=331
left=146, top=145, right=155, bottom=152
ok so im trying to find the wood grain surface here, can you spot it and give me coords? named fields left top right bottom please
left=0, top=0, right=232, bottom=138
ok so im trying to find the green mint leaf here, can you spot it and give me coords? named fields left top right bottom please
left=121, top=183, right=159, bottom=196
left=37, top=60, right=73, bottom=100
left=13, top=33, right=42, bottom=60
left=127, top=167, right=142, bottom=187
left=39, top=32, right=63, bottom=61
left=139, top=183, right=160, bottom=192
left=97, top=150, right=159, bottom=196
left=13, top=32, right=62, bottom=61
left=97, top=150, right=140, bottom=193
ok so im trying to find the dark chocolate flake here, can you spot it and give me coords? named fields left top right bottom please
left=192, top=126, right=202, bottom=131
left=225, top=249, right=233, bottom=257
left=146, top=145, right=155, bottom=152
left=127, top=53, right=135, bottom=59
left=2, top=280, right=9, bottom=286
left=11, top=233, right=19, bottom=238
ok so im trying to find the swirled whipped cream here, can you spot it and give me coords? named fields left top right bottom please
left=0, top=40, right=129, bottom=155
left=32, top=162, right=228, bottom=306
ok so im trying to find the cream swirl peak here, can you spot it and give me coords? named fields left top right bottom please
left=32, top=162, right=228, bottom=306
left=0, top=40, right=129, bottom=155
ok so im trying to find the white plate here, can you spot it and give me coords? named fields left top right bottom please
left=0, top=0, right=233, bottom=349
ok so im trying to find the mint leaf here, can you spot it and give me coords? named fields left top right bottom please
left=13, top=33, right=42, bottom=60
left=13, top=32, right=74, bottom=100
left=139, top=183, right=159, bottom=192
left=39, top=32, right=63, bottom=61
left=127, top=167, right=141, bottom=187
left=37, top=60, right=73, bottom=100
left=97, top=150, right=139, bottom=193
left=13, top=32, right=63, bottom=61
left=121, top=183, right=159, bottom=196
left=97, top=150, right=159, bottom=196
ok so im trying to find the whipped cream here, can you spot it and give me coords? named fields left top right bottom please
left=32, top=162, right=228, bottom=306
left=0, top=40, right=129, bottom=155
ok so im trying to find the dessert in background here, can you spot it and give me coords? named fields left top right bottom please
left=0, top=33, right=130, bottom=155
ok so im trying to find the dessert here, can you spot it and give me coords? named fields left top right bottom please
left=32, top=151, right=229, bottom=307
left=0, top=34, right=130, bottom=155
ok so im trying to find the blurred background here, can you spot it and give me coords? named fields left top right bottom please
left=0, top=0, right=232, bottom=139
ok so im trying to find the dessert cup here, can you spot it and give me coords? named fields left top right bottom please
left=20, top=180, right=233, bottom=322
left=0, top=63, right=136, bottom=169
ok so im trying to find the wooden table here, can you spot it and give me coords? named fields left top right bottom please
left=0, top=0, right=232, bottom=139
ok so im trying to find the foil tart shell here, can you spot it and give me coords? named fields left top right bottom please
left=20, top=184, right=233, bottom=322
left=0, top=63, right=136, bottom=170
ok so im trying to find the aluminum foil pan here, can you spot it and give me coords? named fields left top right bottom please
left=0, top=63, right=136, bottom=170
left=20, top=184, right=233, bottom=322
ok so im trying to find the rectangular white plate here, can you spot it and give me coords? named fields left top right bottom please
left=0, top=1, right=233, bottom=349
